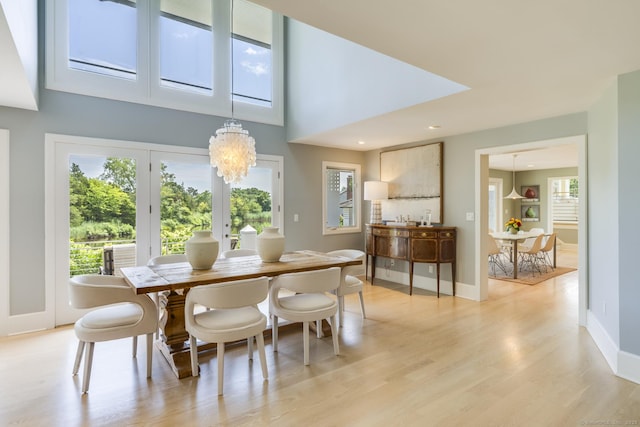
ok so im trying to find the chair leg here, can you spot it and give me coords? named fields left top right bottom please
left=329, top=314, right=340, bottom=356
left=132, top=335, right=137, bottom=358
left=217, top=342, right=225, bottom=396
left=146, top=333, right=153, bottom=378
left=73, top=341, right=85, bottom=375
left=338, top=296, right=344, bottom=328
left=316, top=320, right=323, bottom=338
left=358, top=291, right=366, bottom=319
left=82, top=342, right=95, bottom=394
left=256, top=333, right=268, bottom=380
left=303, top=321, right=310, bottom=366
left=272, top=315, right=278, bottom=352
left=247, top=335, right=254, bottom=361
left=189, top=335, right=199, bottom=377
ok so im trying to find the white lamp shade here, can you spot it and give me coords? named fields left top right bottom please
left=364, top=181, right=388, bottom=201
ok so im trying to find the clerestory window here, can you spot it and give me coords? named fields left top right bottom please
left=47, top=0, right=283, bottom=125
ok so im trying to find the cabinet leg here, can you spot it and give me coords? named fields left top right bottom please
left=409, top=261, right=414, bottom=295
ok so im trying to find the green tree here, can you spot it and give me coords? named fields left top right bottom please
left=100, top=158, right=136, bottom=195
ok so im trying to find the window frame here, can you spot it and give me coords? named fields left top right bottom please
left=322, top=161, right=362, bottom=236
left=45, top=0, right=284, bottom=126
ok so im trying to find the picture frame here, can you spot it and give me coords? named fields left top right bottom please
left=521, top=185, right=539, bottom=202
left=521, top=204, right=540, bottom=222
left=380, top=142, right=443, bottom=223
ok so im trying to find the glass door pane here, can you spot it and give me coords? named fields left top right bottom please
left=226, top=158, right=280, bottom=250
left=150, top=152, right=215, bottom=259
left=56, top=142, right=148, bottom=326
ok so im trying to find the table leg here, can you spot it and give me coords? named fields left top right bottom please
left=513, top=240, right=519, bottom=279
left=157, top=290, right=194, bottom=379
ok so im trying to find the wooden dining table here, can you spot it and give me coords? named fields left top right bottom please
left=121, top=250, right=361, bottom=378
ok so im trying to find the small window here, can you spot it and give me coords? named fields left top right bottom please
left=160, top=0, right=213, bottom=94
left=232, top=0, right=273, bottom=107
left=322, top=161, right=361, bottom=235
left=68, top=0, right=137, bottom=79
left=552, top=177, right=579, bottom=223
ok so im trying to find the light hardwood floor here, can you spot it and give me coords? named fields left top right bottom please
left=1, top=248, right=638, bottom=426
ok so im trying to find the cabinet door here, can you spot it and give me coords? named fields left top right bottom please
left=411, top=238, right=438, bottom=262
left=389, top=236, right=408, bottom=259
left=439, top=231, right=456, bottom=263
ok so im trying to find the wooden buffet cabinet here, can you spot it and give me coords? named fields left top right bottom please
left=365, top=224, right=457, bottom=297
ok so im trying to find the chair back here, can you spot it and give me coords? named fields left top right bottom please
left=186, top=276, right=268, bottom=311
left=487, top=235, right=501, bottom=255
left=525, top=234, right=545, bottom=253
left=271, top=267, right=341, bottom=294
left=147, top=254, right=187, bottom=266
left=541, top=233, right=556, bottom=252
left=69, top=275, right=143, bottom=309
left=326, top=249, right=365, bottom=277
left=220, top=249, right=258, bottom=258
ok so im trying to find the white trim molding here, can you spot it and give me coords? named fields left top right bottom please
left=0, top=129, right=9, bottom=336
left=587, top=309, right=640, bottom=385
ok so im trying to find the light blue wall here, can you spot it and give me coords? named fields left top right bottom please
left=285, top=19, right=467, bottom=142
left=618, top=70, right=640, bottom=355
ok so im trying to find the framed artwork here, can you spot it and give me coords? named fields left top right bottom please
left=380, top=142, right=443, bottom=223
left=521, top=204, right=540, bottom=222
left=521, top=185, right=539, bottom=202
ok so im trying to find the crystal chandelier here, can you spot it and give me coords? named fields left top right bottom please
left=209, top=0, right=256, bottom=184
left=209, top=119, right=256, bottom=184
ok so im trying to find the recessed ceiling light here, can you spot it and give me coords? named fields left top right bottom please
left=357, top=140, right=365, bottom=145
left=428, top=125, right=441, bottom=130
left=527, top=164, right=535, bottom=168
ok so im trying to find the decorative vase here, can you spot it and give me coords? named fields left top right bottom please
left=256, top=227, right=285, bottom=262
left=185, top=230, right=219, bottom=270
left=524, top=187, right=536, bottom=198
left=509, top=227, right=518, bottom=234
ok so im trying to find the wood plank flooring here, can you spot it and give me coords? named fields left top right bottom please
left=1, top=248, right=638, bottom=426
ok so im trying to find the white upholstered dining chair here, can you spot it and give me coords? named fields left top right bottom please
left=69, top=275, right=158, bottom=394
left=185, top=277, right=269, bottom=396
left=269, top=267, right=341, bottom=366
left=326, top=249, right=366, bottom=328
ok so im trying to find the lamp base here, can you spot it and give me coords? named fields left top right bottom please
left=370, top=200, right=382, bottom=224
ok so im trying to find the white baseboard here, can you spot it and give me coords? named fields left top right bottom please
left=618, top=350, right=640, bottom=384
left=586, top=309, right=619, bottom=372
left=371, top=267, right=476, bottom=300
left=7, top=311, right=51, bottom=336
left=586, top=309, right=640, bottom=385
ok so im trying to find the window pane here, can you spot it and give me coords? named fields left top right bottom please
left=68, top=0, right=137, bottom=79
left=160, top=160, right=212, bottom=254
left=160, top=0, right=213, bottom=94
left=69, top=155, right=137, bottom=276
left=230, top=166, right=273, bottom=249
left=232, top=0, right=272, bottom=107
left=326, top=168, right=355, bottom=228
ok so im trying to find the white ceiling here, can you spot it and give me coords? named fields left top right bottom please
left=250, top=0, right=640, bottom=168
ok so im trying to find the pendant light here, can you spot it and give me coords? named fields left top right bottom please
left=208, top=0, right=257, bottom=184
left=504, top=154, right=524, bottom=199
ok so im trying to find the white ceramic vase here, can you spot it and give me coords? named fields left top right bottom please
left=185, top=230, right=219, bottom=270
left=256, top=227, right=285, bottom=262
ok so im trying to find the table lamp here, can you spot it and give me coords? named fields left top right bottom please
left=364, top=181, right=388, bottom=224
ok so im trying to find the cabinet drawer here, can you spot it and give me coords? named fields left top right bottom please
left=440, top=231, right=455, bottom=239
left=411, top=230, right=437, bottom=238
left=373, top=228, right=409, bottom=237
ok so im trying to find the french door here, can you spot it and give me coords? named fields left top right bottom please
left=52, top=136, right=282, bottom=326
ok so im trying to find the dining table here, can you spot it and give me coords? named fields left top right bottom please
left=121, top=250, right=361, bottom=378
left=490, top=231, right=538, bottom=279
